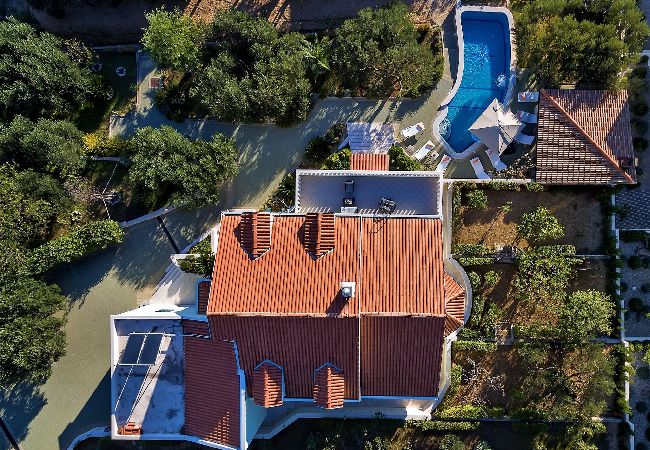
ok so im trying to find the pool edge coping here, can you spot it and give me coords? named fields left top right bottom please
left=433, top=3, right=518, bottom=160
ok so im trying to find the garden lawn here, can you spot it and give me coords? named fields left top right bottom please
left=455, top=187, right=604, bottom=253
left=75, top=52, right=136, bottom=133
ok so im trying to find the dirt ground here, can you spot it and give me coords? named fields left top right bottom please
left=23, top=0, right=453, bottom=45
left=469, top=259, right=609, bottom=328
left=456, top=188, right=605, bottom=254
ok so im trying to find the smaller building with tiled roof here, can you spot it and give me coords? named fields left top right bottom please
left=536, top=89, right=636, bottom=185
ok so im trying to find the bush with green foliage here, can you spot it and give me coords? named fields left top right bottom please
left=483, top=271, right=500, bottom=290
left=620, top=281, right=628, bottom=292
left=634, top=137, right=648, bottom=152
left=263, top=172, right=296, bottom=212
left=0, top=18, right=99, bottom=123
left=321, top=148, right=351, bottom=170
left=634, top=120, right=649, bottom=135
left=466, top=189, right=488, bottom=210
left=388, top=144, right=421, bottom=171
left=331, top=3, right=443, bottom=97
left=29, top=220, right=124, bottom=274
left=453, top=340, right=497, bottom=352
left=468, top=271, right=482, bottom=292
left=629, top=255, right=643, bottom=269
left=637, top=401, right=648, bottom=413
left=452, top=243, right=495, bottom=266
left=178, top=238, right=213, bottom=277
left=304, top=136, right=331, bottom=165
left=128, top=126, right=239, bottom=208
left=439, top=434, right=465, bottom=450
left=630, top=298, right=644, bottom=313
left=517, top=206, right=564, bottom=242
left=558, top=290, right=614, bottom=341
left=633, top=100, right=650, bottom=116
left=142, top=8, right=207, bottom=70
left=0, top=116, right=85, bottom=176
left=513, top=0, right=649, bottom=87
left=515, top=245, right=580, bottom=304
left=621, top=230, right=648, bottom=242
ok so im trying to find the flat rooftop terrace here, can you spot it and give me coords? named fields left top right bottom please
left=295, top=170, right=442, bottom=216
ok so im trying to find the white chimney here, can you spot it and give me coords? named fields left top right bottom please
left=340, top=282, right=356, bottom=298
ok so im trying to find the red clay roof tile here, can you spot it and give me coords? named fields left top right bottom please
left=313, top=364, right=345, bottom=409
left=252, top=361, right=284, bottom=408
left=197, top=281, right=210, bottom=315
left=182, top=319, right=211, bottom=337
left=303, top=212, right=336, bottom=257
left=350, top=153, right=390, bottom=171
left=238, top=211, right=273, bottom=258
left=183, top=335, right=240, bottom=448
left=536, top=89, right=635, bottom=184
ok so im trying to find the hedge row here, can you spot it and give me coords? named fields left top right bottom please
left=407, top=419, right=479, bottom=431
left=453, top=340, right=497, bottom=352
left=30, top=220, right=125, bottom=274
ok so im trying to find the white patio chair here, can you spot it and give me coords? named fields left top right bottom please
left=518, top=91, right=539, bottom=103
left=516, top=110, right=538, bottom=124
left=413, top=140, right=438, bottom=161
left=513, top=132, right=535, bottom=145
left=435, top=154, right=451, bottom=174
left=400, top=122, right=425, bottom=139
left=470, top=157, right=491, bottom=180
left=486, top=148, right=507, bottom=171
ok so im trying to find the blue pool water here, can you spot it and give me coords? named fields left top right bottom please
left=442, top=11, right=511, bottom=153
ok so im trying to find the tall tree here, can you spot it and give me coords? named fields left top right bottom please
left=558, top=290, right=614, bottom=341
left=142, top=8, right=207, bottom=71
left=0, top=18, right=97, bottom=122
left=128, top=126, right=239, bottom=207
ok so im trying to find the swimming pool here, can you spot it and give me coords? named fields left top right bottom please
left=434, top=7, right=515, bottom=157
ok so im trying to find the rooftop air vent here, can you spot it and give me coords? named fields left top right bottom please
left=340, top=282, right=355, bottom=299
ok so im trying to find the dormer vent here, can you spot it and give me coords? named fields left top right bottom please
left=239, top=211, right=272, bottom=259
left=303, top=213, right=335, bottom=257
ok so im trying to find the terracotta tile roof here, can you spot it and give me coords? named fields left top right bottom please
left=360, top=316, right=445, bottom=396
left=361, top=217, right=445, bottom=315
left=303, top=212, right=336, bottom=257
left=252, top=361, right=284, bottom=408
left=184, top=335, right=240, bottom=448
left=350, top=153, right=390, bottom=171
left=238, top=211, right=272, bottom=258
left=209, top=214, right=444, bottom=316
left=197, top=281, right=210, bottom=315
left=209, top=214, right=359, bottom=316
left=210, top=315, right=360, bottom=399
left=536, top=89, right=636, bottom=184
left=313, top=364, right=345, bottom=409
left=182, top=319, right=211, bottom=337
left=444, top=273, right=465, bottom=336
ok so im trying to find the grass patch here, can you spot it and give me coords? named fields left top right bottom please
left=75, top=51, right=136, bottom=133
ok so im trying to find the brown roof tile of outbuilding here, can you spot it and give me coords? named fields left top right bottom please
left=182, top=319, right=211, bottom=337
left=350, top=153, right=390, bottom=171
left=313, top=364, right=345, bottom=409
left=184, top=335, right=240, bottom=448
left=252, top=361, right=284, bottom=408
left=536, top=89, right=635, bottom=184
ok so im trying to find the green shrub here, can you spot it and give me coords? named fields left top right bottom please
left=637, top=401, right=648, bottom=413
left=178, top=238, right=214, bottom=277
left=438, top=404, right=504, bottom=419
left=388, top=144, right=421, bottom=171
left=632, top=100, right=649, bottom=116
left=634, top=66, right=649, bottom=79
left=645, top=426, right=650, bottom=440
left=620, top=281, right=628, bottom=292
left=453, top=243, right=495, bottom=266
left=453, top=340, right=497, bottom=352
left=321, top=148, right=351, bottom=170
left=636, top=442, right=648, bottom=450
left=483, top=271, right=500, bottom=290
left=524, top=182, right=544, bottom=192
left=635, top=137, right=648, bottom=152
left=643, top=284, right=650, bottom=294
left=29, top=220, right=124, bottom=274
left=630, top=297, right=644, bottom=312
left=408, top=420, right=478, bottom=431
left=635, top=120, right=649, bottom=135
left=304, top=137, right=331, bottom=165
left=517, top=206, right=564, bottom=242
left=468, top=271, right=482, bottom=291
left=621, top=230, right=648, bottom=242
left=484, top=181, right=521, bottom=191
left=642, top=55, right=649, bottom=64
left=466, top=190, right=488, bottom=209
left=439, top=434, right=465, bottom=450
left=629, top=256, right=643, bottom=269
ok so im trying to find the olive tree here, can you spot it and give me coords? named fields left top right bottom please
left=517, top=206, right=564, bottom=242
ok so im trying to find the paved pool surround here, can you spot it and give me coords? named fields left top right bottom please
left=433, top=5, right=517, bottom=159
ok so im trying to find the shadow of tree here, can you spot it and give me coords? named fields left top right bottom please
left=0, top=382, right=47, bottom=447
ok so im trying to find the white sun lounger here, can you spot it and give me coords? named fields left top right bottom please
left=435, top=154, right=451, bottom=174
left=486, top=148, right=507, bottom=171
left=516, top=110, right=538, bottom=124
left=401, top=122, right=425, bottom=139
left=513, top=132, right=535, bottom=145
left=413, top=140, right=438, bottom=161
left=518, top=91, right=539, bottom=103
left=470, top=157, right=491, bottom=180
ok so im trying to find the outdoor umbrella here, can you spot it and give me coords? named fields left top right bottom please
left=469, top=98, right=523, bottom=154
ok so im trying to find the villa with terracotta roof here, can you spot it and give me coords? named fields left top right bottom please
left=109, top=164, right=469, bottom=449
left=535, top=89, right=636, bottom=185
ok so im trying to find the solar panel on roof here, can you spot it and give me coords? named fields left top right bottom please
left=118, top=333, right=163, bottom=366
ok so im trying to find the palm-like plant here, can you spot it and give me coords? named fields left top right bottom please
left=302, top=35, right=331, bottom=81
